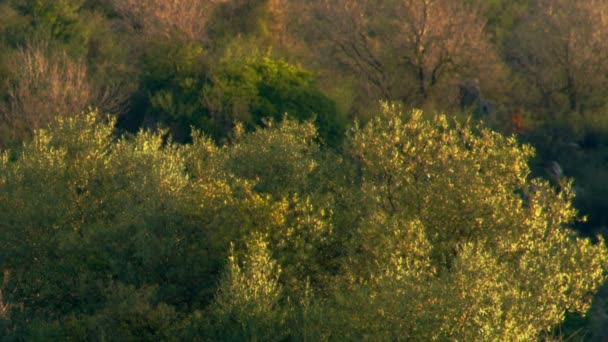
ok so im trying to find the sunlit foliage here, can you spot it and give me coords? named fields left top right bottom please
left=0, top=106, right=605, bottom=339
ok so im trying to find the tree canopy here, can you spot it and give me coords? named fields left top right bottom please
left=3, top=0, right=608, bottom=339
left=0, top=106, right=605, bottom=339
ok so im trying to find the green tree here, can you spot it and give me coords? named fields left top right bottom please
left=1, top=105, right=607, bottom=340
left=0, top=112, right=224, bottom=337
left=206, top=235, right=287, bottom=341
left=140, top=49, right=342, bottom=144
left=331, top=103, right=608, bottom=339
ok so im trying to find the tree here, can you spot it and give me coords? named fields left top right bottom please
left=295, top=0, right=499, bottom=107
left=473, top=0, right=532, bottom=48
left=0, top=112, right=224, bottom=337
left=1, top=106, right=606, bottom=339
left=503, top=0, right=608, bottom=242
left=207, top=236, right=287, bottom=340
left=205, top=55, right=342, bottom=145
left=109, top=0, right=221, bottom=42
left=507, top=0, right=608, bottom=113
left=332, top=103, right=608, bottom=339
left=0, top=44, right=124, bottom=147
left=0, top=111, right=331, bottom=338
left=139, top=50, right=342, bottom=144
left=10, top=0, right=85, bottom=43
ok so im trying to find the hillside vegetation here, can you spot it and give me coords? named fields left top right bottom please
left=2, top=0, right=608, bottom=340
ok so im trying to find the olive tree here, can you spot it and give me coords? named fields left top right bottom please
left=325, top=103, right=608, bottom=339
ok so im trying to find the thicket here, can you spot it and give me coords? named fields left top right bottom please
left=1, top=0, right=608, bottom=340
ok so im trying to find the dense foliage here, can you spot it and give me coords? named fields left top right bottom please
left=0, top=107, right=606, bottom=340
left=2, top=0, right=608, bottom=339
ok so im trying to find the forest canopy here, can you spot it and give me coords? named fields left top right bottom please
left=0, top=107, right=606, bottom=340
left=2, top=0, right=608, bottom=340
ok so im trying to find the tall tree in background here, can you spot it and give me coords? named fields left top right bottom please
left=0, top=44, right=125, bottom=147
left=109, top=0, right=222, bottom=42
left=294, top=0, right=499, bottom=108
left=507, top=0, right=608, bottom=114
